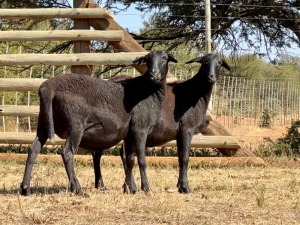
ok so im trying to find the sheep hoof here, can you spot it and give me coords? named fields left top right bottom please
left=70, top=184, right=83, bottom=196
left=178, top=186, right=192, bottom=194
left=98, top=186, right=106, bottom=192
left=73, top=189, right=84, bottom=196
left=141, top=185, right=151, bottom=193
left=95, top=183, right=106, bottom=191
left=20, top=183, right=31, bottom=196
left=123, top=183, right=137, bottom=194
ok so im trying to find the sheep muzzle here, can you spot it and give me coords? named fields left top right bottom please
left=208, top=74, right=217, bottom=83
left=149, top=71, right=163, bottom=82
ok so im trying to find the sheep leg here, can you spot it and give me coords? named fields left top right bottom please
left=134, top=133, right=150, bottom=193
left=61, top=130, right=83, bottom=195
left=120, top=143, right=128, bottom=173
left=20, top=133, right=48, bottom=196
left=123, top=140, right=137, bottom=194
left=176, top=132, right=192, bottom=194
left=92, top=151, right=106, bottom=190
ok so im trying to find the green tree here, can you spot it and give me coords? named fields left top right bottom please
left=98, top=0, right=300, bottom=58
left=225, top=53, right=300, bottom=80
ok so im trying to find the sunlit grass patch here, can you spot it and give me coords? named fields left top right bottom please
left=1, top=157, right=300, bottom=224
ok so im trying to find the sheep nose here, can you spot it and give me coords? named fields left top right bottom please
left=209, top=74, right=216, bottom=82
left=150, top=71, right=161, bottom=81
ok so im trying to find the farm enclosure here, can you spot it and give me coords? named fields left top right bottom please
left=1, top=1, right=300, bottom=223
left=0, top=2, right=257, bottom=163
left=2, top=1, right=300, bottom=169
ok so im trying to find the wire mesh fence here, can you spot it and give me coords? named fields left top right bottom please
left=211, top=76, right=300, bottom=128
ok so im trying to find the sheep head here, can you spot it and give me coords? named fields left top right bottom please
left=133, top=51, right=177, bottom=83
left=185, top=54, right=230, bottom=84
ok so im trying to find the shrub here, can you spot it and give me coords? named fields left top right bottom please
left=275, top=120, right=300, bottom=156
left=260, top=108, right=277, bottom=128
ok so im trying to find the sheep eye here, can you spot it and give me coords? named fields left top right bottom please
left=162, top=56, right=168, bottom=61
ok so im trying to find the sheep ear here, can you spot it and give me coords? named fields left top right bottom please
left=133, top=56, right=147, bottom=65
left=168, top=54, right=178, bottom=63
left=185, top=57, right=202, bottom=64
left=222, top=60, right=231, bottom=71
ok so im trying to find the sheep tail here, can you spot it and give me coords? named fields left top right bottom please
left=39, top=85, right=55, bottom=140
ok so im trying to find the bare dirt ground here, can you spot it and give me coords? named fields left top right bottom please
left=231, top=125, right=287, bottom=147
left=213, top=115, right=290, bottom=148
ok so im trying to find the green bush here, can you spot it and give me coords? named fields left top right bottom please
left=260, top=108, right=277, bottom=128
left=0, top=145, right=62, bottom=154
left=0, top=145, right=220, bottom=157
left=275, top=120, right=300, bottom=156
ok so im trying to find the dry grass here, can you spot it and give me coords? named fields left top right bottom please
left=1, top=156, right=300, bottom=225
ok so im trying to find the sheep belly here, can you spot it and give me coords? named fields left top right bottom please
left=146, top=124, right=178, bottom=147
left=79, top=118, right=129, bottom=151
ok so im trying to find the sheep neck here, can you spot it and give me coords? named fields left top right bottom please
left=122, top=75, right=167, bottom=112
left=181, top=74, right=214, bottom=104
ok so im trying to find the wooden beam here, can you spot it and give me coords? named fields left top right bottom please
left=0, top=132, right=241, bottom=149
left=85, top=1, right=155, bottom=76
left=0, top=30, right=124, bottom=42
left=0, top=52, right=148, bottom=66
left=0, top=78, right=47, bottom=91
left=202, top=120, right=256, bottom=157
left=0, top=77, right=179, bottom=92
left=162, top=135, right=241, bottom=149
left=71, top=0, right=93, bottom=75
left=0, top=153, right=266, bottom=167
left=0, top=105, right=39, bottom=117
left=0, top=8, right=114, bottom=19
left=0, top=133, right=65, bottom=145
left=0, top=105, right=213, bottom=121
left=86, top=1, right=175, bottom=78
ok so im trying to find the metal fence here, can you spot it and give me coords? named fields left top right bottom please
left=211, top=76, right=300, bottom=128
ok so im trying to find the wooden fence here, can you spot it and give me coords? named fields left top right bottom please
left=0, top=0, right=271, bottom=167
left=2, top=66, right=300, bottom=132
left=0, top=4, right=250, bottom=158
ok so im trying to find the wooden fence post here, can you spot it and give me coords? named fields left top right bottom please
left=71, top=0, right=92, bottom=75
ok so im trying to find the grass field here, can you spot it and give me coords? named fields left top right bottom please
left=1, top=154, right=300, bottom=225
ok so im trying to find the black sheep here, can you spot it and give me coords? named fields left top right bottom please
left=20, top=51, right=177, bottom=196
left=93, top=53, right=230, bottom=193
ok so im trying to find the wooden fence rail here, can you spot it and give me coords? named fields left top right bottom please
left=0, top=79, right=47, bottom=91
left=0, top=30, right=124, bottom=42
left=0, top=52, right=148, bottom=66
left=0, top=8, right=114, bottom=19
left=0, top=105, right=213, bottom=120
left=0, top=105, right=39, bottom=117
left=0, top=77, right=179, bottom=92
left=0, top=132, right=241, bottom=149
